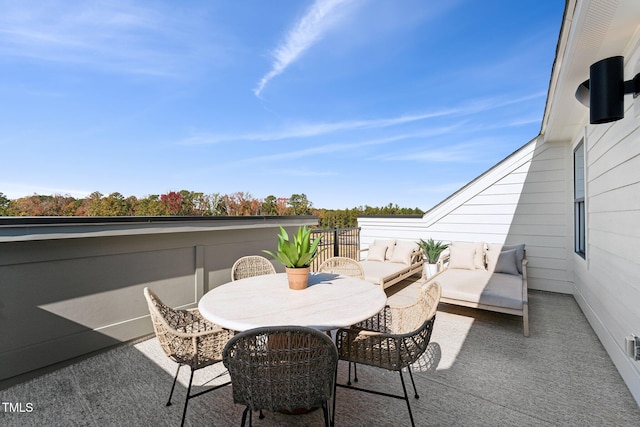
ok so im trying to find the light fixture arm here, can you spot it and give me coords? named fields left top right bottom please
left=624, top=73, right=640, bottom=98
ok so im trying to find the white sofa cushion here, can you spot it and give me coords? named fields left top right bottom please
left=436, top=268, right=523, bottom=310
left=371, top=239, right=396, bottom=260
left=390, top=240, right=419, bottom=265
left=450, top=241, right=485, bottom=269
left=359, top=260, right=410, bottom=285
left=448, top=243, right=476, bottom=270
left=367, top=245, right=387, bottom=262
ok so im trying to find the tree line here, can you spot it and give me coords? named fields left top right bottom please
left=0, top=191, right=423, bottom=228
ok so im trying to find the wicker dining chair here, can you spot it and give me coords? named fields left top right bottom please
left=143, top=287, right=234, bottom=427
left=222, top=325, right=339, bottom=427
left=317, top=256, right=365, bottom=279
left=231, top=255, right=277, bottom=281
left=334, top=281, right=441, bottom=427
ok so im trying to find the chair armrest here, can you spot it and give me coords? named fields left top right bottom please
left=336, top=317, right=436, bottom=371
left=350, top=306, right=392, bottom=333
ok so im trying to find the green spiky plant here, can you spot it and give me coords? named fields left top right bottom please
left=417, top=238, right=449, bottom=264
left=263, top=226, right=324, bottom=268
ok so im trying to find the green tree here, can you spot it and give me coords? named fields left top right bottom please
left=0, top=192, right=10, bottom=216
left=288, top=193, right=312, bottom=215
left=262, top=195, right=278, bottom=215
left=136, top=195, right=168, bottom=216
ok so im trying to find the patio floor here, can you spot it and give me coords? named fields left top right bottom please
left=1, top=279, right=640, bottom=426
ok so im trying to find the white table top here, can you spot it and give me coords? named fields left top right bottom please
left=198, top=272, right=387, bottom=331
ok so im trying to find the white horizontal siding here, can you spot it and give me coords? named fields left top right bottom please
left=359, top=136, right=572, bottom=293
left=571, top=44, right=640, bottom=405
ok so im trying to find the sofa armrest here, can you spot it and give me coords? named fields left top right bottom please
left=436, top=249, right=450, bottom=271
left=359, top=247, right=369, bottom=262
left=410, top=249, right=424, bottom=265
left=522, top=257, right=528, bottom=304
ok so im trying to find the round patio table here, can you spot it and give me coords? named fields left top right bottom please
left=198, top=272, right=386, bottom=331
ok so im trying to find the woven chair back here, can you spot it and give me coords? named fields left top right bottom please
left=317, top=256, right=365, bottom=279
left=222, top=326, right=338, bottom=413
left=143, top=287, right=231, bottom=369
left=231, top=255, right=277, bottom=281
left=389, top=281, right=441, bottom=334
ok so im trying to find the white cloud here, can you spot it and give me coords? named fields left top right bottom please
left=254, top=0, right=360, bottom=97
left=180, top=108, right=460, bottom=145
left=0, top=1, right=214, bottom=77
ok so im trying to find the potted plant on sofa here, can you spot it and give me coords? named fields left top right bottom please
left=417, top=238, right=448, bottom=279
left=263, top=226, right=324, bottom=290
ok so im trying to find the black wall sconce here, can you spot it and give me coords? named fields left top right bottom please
left=575, top=56, right=640, bottom=124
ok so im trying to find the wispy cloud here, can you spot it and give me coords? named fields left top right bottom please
left=180, top=108, right=460, bottom=145
left=219, top=126, right=460, bottom=171
left=375, top=142, right=487, bottom=163
left=0, top=1, right=214, bottom=77
left=181, top=90, right=544, bottom=146
left=254, top=0, right=360, bottom=97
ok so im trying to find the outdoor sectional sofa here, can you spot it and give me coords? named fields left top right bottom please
left=423, top=241, right=529, bottom=336
left=359, top=239, right=424, bottom=290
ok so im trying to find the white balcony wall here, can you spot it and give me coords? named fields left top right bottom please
left=0, top=217, right=315, bottom=383
left=359, top=136, right=572, bottom=294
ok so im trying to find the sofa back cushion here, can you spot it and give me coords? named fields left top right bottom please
left=486, top=248, right=520, bottom=275
left=367, top=245, right=387, bottom=261
left=449, top=241, right=485, bottom=270
left=371, top=239, right=397, bottom=260
left=488, top=243, right=525, bottom=274
left=389, top=240, right=419, bottom=265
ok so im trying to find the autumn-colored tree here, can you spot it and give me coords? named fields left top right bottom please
left=12, top=195, right=46, bottom=216
left=136, top=195, right=168, bottom=216
left=160, top=191, right=182, bottom=215
left=0, top=190, right=424, bottom=224
left=223, top=192, right=261, bottom=216
left=97, top=193, right=135, bottom=216
left=276, top=197, right=290, bottom=215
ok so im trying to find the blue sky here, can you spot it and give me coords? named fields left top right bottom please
left=0, top=0, right=564, bottom=210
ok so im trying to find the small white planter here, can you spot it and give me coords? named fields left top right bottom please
left=424, top=263, right=438, bottom=279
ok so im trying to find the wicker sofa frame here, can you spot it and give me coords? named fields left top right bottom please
left=359, top=245, right=424, bottom=290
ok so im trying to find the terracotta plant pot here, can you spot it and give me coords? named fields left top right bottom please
left=286, top=267, right=310, bottom=290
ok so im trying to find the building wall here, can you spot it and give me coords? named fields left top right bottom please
left=359, top=135, right=573, bottom=293
left=0, top=217, right=315, bottom=383
left=571, top=49, right=640, bottom=403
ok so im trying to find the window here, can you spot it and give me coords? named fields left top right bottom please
left=574, top=141, right=585, bottom=258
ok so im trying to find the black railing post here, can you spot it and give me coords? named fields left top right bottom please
left=333, top=228, right=339, bottom=257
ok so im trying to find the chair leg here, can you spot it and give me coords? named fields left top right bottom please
left=332, top=368, right=338, bottom=427
left=322, top=402, right=330, bottom=427
left=241, top=407, right=249, bottom=427
left=406, top=365, right=419, bottom=399
left=180, top=368, right=195, bottom=427
left=346, top=362, right=359, bottom=385
left=398, top=370, right=415, bottom=427
left=259, top=409, right=264, bottom=419
left=166, top=364, right=182, bottom=406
